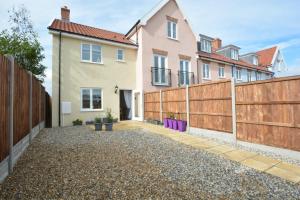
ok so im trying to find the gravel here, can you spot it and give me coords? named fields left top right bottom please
left=0, top=126, right=299, bottom=199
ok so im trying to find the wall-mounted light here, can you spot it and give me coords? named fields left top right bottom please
left=114, top=85, right=119, bottom=94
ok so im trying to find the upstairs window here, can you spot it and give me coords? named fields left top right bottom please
left=201, top=39, right=212, bottom=53
left=202, top=63, right=210, bottom=79
left=81, top=44, right=102, bottom=64
left=218, top=66, right=225, bottom=78
left=256, top=72, right=262, bottom=80
left=116, top=49, right=125, bottom=61
left=231, top=49, right=239, bottom=60
left=167, top=20, right=177, bottom=39
left=236, top=68, right=242, bottom=80
left=247, top=70, right=252, bottom=82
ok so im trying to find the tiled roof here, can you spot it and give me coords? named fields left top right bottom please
left=197, top=51, right=272, bottom=73
left=256, top=46, right=277, bottom=68
left=48, top=19, right=136, bottom=46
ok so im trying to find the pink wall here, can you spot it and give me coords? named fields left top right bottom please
left=139, top=0, right=198, bottom=92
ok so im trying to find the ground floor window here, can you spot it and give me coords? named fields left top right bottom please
left=81, top=88, right=102, bottom=111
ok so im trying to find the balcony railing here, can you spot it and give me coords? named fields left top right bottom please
left=151, top=67, right=171, bottom=87
left=178, top=71, right=195, bottom=86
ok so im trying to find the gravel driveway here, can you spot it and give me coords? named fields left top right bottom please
left=0, top=126, right=299, bottom=199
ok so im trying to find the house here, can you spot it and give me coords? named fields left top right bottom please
left=197, top=34, right=276, bottom=83
left=48, top=7, right=137, bottom=127
left=125, top=0, right=198, bottom=121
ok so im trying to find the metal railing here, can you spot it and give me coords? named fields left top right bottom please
left=151, top=67, right=171, bottom=87
left=178, top=71, right=194, bottom=86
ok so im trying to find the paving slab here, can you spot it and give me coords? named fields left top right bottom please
left=276, top=162, right=300, bottom=176
left=207, top=145, right=236, bottom=155
left=266, top=167, right=300, bottom=183
left=251, top=155, right=281, bottom=166
left=241, top=158, right=276, bottom=172
left=223, top=149, right=257, bottom=162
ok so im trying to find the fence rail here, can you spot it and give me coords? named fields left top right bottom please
left=0, top=54, right=51, bottom=182
left=144, top=76, right=300, bottom=152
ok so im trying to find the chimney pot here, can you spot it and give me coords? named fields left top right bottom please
left=61, top=6, right=70, bottom=22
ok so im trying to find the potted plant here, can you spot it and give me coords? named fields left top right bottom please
left=105, top=109, right=114, bottom=131
left=72, top=119, right=83, bottom=126
left=177, top=115, right=187, bottom=132
left=163, top=116, right=169, bottom=128
left=94, top=117, right=102, bottom=131
left=167, top=113, right=174, bottom=129
left=171, top=114, right=178, bottom=130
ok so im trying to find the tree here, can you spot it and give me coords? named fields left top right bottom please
left=0, top=5, right=46, bottom=81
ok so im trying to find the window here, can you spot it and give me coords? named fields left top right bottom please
left=116, top=49, right=124, bottom=61
left=253, top=56, right=258, bottom=65
left=247, top=70, right=252, bottom=82
left=153, top=54, right=167, bottom=85
left=231, top=49, right=238, bottom=60
left=202, top=63, right=210, bottom=79
left=256, top=72, right=262, bottom=80
left=167, top=20, right=177, bottom=39
left=236, top=68, right=242, bottom=80
left=201, top=39, right=212, bottom=53
left=179, top=60, right=190, bottom=85
left=81, top=88, right=102, bottom=111
left=81, top=44, right=102, bottom=63
left=218, top=66, right=225, bottom=78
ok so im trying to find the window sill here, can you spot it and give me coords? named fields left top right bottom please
left=219, top=76, right=226, bottom=79
left=80, top=109, right=104, bottom=112
left=81, top=60, right=104, bottom=65
left=167, top=37, right=179, bottom=42
left=202, top=77, right=211, bottom=80
left=153, top=83, right=170, bottom=87
left=116, top=60, right=126, bottom=63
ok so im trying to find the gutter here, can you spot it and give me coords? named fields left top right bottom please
left=58, top=32, right=62, bottom=127
left=125, top=20, right=141, bottom=37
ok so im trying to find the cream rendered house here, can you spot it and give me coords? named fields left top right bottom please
left=49, top=7, right=137, bottom=127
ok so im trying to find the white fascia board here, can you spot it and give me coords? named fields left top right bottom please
left=271, top=46, right=279, bottom=66
left=49, top=30, right=138, bottom=49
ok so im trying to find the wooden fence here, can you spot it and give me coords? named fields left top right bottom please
left=0, top=55, right=49, bottom=162
left=236, top=76, right=300, bottom=151
left=144, top=76, right=300, bottom=151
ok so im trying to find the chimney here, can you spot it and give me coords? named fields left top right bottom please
left=61, top=6, right=70, bottom=22
left=212, top=38, right=222, bottom=50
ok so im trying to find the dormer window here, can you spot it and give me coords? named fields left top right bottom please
left=201, top=39, right=212, bottom=53
left=231, top=49, right=238, bottom=60
left=253, top=56, right=258, bottom=65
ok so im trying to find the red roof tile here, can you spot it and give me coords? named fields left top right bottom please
left=256, top=46, right=277, bottom=68
left=197, top=51, right=272, bottom=73
left=48, top=19, right=136, bottom=46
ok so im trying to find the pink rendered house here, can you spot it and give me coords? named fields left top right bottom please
left=125, top=0, right=198, bottom=120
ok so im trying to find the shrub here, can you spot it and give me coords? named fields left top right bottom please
left=95, top=117, right=101, bottom=124
left=72, top=119, right=83, bottom=126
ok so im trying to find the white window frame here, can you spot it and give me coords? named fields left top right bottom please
left=253, top=56, right=258, bottom=65
left=179, top=59, right=191, bottom=85
left=218, top=66, right=225, bottom=78
left=236, top=68, right=242, bottom=80
left=201, top=39, right=212, bottom=53
left=247, top=70, right=252, bottom=82
left=153, top=54, right=168, bottom=85
left=116, top=49, right=125, bottom=62
left=81, top=43, right=103, bottom=64
left=231, top=49, right=238, bottom=60
left=256, top=72, right=262, bottom=80
left=80, top=88, right=103, bottom=112
left=202, top=63, right=211, bottom=80
left=167, top=20, right=177, bottom=40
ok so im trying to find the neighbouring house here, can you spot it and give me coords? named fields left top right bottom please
left=125, top=0, right=198, bottom=121
left=48, top=7, right=137, bottom=127
left=197, top=34, right=284, bottom=83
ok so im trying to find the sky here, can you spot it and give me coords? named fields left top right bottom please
left=0, top=0, right=300, bottom=95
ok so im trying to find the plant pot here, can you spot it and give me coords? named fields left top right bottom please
left=177, top=120, right=187, bottom=132
left=105, top=123, right=113, bottom=131
left=167, top=119, right=173, bottom=129
left=163, top=118, right=169, bottom=128
left=94, top=123, right=102, bottom=131
left=172, top=119, right=178, bottom=130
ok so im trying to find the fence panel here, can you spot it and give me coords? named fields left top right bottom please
left=189, top=80, right=232, bottom=133
left=236, top=76, right=300, bottom=151
left=13, top=63, right=31, bottom=145
left=162, top=87, right=186, bottom=121
left=32, top=77, right=41, bottom=127
left=144, top=91, right=160, bottom=121
left=0, top=55, right=10, bottom=162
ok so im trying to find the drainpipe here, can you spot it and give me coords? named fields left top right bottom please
left=58, top=32, right=62, bottom=127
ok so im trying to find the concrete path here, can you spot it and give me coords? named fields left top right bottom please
left=114, top=121, right=300, bottom=184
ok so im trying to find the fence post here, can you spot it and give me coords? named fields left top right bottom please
left=39, top=84, right=41, bottom=132
left=7, top=55, right=14, bottom=174
left=29, top=72, right=32, bottom=143
left=186, top=85, right=190, bottom=133
left=231, top=78, right=237, bottom=142
left=159, top=90, right=162, bottom=122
